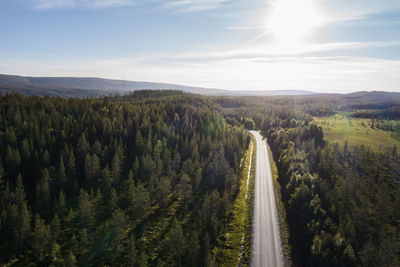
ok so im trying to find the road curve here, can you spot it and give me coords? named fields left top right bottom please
left=250, top=131, right=283, bottom=267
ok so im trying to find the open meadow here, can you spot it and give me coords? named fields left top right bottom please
left=313, top=114, right=400, bottom=153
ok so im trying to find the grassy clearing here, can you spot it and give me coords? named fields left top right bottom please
left=216, top=135, right=256, bottom=266
left=313, top=114, right=400, bottom=152
left=266, top=140, right=291, bottom=267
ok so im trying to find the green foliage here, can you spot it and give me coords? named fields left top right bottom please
left=244, top=118, right=255, bottom=130
left=3, top=91, right=398, bottom=266
left=243, top=138, right=256, bottom=265
left=0, top=93, right=247, bottom=266
left=230, top=97, right=400, bottom=267
left=267, top=140, right=291, bottom=266
left=215, top=137, right=254, bottom=266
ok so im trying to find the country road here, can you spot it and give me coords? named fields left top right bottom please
left=250, top=131, right=283, bottom=267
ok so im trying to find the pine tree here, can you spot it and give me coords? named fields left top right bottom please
left=110, top=208, right=128, bottom=253
left=153, top=140, right=162, bottom=176
left=58, top=190, right=66, bottom=217
left=51, top=214, right=61, bottom=240
left=93, top=139, right=103, bottom=157
left=176, top=174, right=192, bottom=202
left=67, top=148, right=76, bottom=180
left=77, top=133, right=90, bottom=162
left=49, top=241, right=63, bottom=265
left=93, top=188, right=104, bottom=222
left=5, top=145, right=21, bottom=174
left=15, top=174, right=26, bottom=208
left=32, top=213, right=51, bottom=260
left=0, top=157, right=5, bottom=183
left=91, top=154, right=101, bottom=181
left=85, top=154, right=100, bottom=188
left=125, top=233, right=137, bottom=267
left=186, top=230, right=200, bottom=265
left=64, top=250, right=77, bottom=267
left=101, top=165, right=112, bottom=194
left=14, top=202, right=31, bottom=251
left=164, top=219, right=186, bottom=266
left=157, top=176, right=171, bottom=207
left=78, top=228, right=90, bottom=260
left=137, top=251, right=148, bottom=267
left=58, top=155, right=67, bottom=188
left=78, top=189, right=94, bottom=230
left=42, top=150, right=51, bottom=167
left=128, top=182, right=150, bottom=223
left=36, top=169, right=51, bottom=217
left=109, top=187, right=119, bottom=216
left=133, top=156, right=140, bottom=178
left=111, top=147, right=123, bottom=186
left=84, top=153, right=91, bottom=181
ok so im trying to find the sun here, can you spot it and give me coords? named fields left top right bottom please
left=266, top=0, right=324, bottom=44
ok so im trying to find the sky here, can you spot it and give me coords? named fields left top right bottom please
left=1, top=0, right=400, bottom=93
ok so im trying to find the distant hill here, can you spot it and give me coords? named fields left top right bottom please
left=0, top=74, right=315, bottom=97
left=343, top=91, right=400, bottom=104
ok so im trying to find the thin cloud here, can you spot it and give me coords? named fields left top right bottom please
left=156, top=40, right=400, bottom=64
left=33, top=0, right=136, bottom=9
left=161, top=0, right=234, bottom=12
left=32, top=0, right=235, bottom=11
left=321, top=0, right=400, bottom=26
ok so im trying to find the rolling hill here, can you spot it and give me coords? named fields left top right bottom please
left=0, top=74, right=315, bottom=97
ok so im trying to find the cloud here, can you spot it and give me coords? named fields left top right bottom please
left=154, top=40, right=400, bottom=64
left=161, top=0, right=234, bottom=12
left=32, top=0, right=236, bottom=11
left=320, top=0, right=400, bottom=25
left=33, top=0, right=136, bottom=9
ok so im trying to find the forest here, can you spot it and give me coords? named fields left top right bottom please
left=1, top=90, right=400, bottom=266
left=222, top=95, right=400, bottom=266
left=0, top=92, right=248, bottom=266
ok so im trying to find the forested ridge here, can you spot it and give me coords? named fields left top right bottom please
left=0, top=92, right=248, bottom=266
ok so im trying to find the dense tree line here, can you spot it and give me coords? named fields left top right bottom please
left=222, top=97, right=400, bottom=266
left=350, top=107, right=400, bottom=120
left=0, top=92, right=248, bottom=266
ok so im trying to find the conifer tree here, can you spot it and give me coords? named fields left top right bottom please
left=32, top=213, right=51, bottom=260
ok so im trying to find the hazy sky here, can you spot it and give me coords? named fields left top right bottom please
left=1, top=0, right=400, bottom=93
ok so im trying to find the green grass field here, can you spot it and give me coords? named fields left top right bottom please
left=313, top=114, right=400, bottom=153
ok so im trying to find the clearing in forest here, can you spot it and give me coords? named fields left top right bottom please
left=313, top=114, right=400, bottom=152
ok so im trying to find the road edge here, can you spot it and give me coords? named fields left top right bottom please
left=214, top=134, right=256, bottom=266
left=244, top=134, right=257, bottom=266
left=265, top=138, right=292, bottom=267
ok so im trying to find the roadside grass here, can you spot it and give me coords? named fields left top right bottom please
left=266, top=140, right=291, bottom=267
left=243, top=134, right=256, bottom=266
left=313, top=114, right=400, bottom=152
left=216, top=134, right=256, bottom=266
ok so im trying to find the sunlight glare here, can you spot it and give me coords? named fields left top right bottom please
left=266, top=0, right=324, bottom=44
